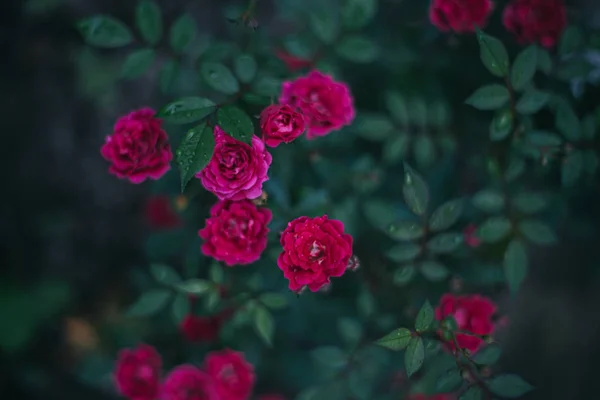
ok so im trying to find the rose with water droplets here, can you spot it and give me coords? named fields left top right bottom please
left=260, top=104, right=306, bottom=147
left=277, top=215, right=353, bottom=292
left=160, top=365, right=219, bottom=400
left=503, top=0, right=567, bottom=48
left=205, top=349, right=255, bottom=400
left=101, top=108, right=173, bottom=184
left=114, top=344, right=162, bottom=400
left=429, top=0, right=494, bottom=33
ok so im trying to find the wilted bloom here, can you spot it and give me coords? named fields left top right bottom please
left=435, top=293, right=497, bottom=353
left=205, top=349, right=255, bottom=400
left=101, top=108, right=172, bottom=184
left=278, top=215, right=353, bottom=292
left=145, top=196, right=182, bottom=229
left=197, top=126, right=272, bottom=201
left=114, top=344, right=162, bottom=400
left=198, top=200, right=272, bottom=266
left=260, top=104, right=306, bottom=147
left=429, top=0, right=494, bottom=33
left=160, top=365, right=219, bottom=400
left=503, top=0, right=567, bottom=48
left=279, top=70, right=355, bottom=139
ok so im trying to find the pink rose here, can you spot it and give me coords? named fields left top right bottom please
left=160, top=365, right=219, bottom=400
left=435, top=293, right=496, bottom=353
left=277, top=215, right=353, bottom=292
left=205, top=349, right=255, bottom=400
left=145, top=196, right=182, bottom=230
left=279, top=70, right=355, bottom=139
left=503, top=0, right=567, bottom=48
left=429, top=0, right=493, bottom=33
left=198, top=200, right=272, bottom=266
left=260, top=104, right=306, bottom=147
left=196, top=126, right=272, bottom=201
left=114, top=344, right=162, bottom=400
left=101, top=108, right=172, bottom=184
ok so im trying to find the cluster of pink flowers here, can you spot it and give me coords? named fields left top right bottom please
left=429, top=0, right=567, bottom=48
left=114, top=345, right=258, bottom=400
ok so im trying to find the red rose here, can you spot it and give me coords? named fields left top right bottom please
left=198, top=200, right=272, bottom=266
left=205, top=349, right=255, bottom=400
left=435, top=293, right=496, bottom=353
left=196, top=126, right=272, bottom=201
left=279, top=70, right=355, bottom=139
left=429, top=0, right=493, bottom=33
left=101, top=108, right=172, bottom=184
left=277, top=215, right=353, bottom=292
left=180, top=315, right=222, bottom=343
left=463, top=224, right=481, bottom=248
left=260, top=104, right=306, bottom=147
left=275, top=49, right=313, bottom=72
left=114, top=344, right=162, bottom=400
left=503, top=0, right=567, bottom=48
left=145, top=196, right=182, bottom=229
left=160, top=365, right=219, bottom=400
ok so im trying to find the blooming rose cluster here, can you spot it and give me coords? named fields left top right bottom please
left=114, top=345, right=255, bottom=400
left=429, top=0, right=566, bottom=48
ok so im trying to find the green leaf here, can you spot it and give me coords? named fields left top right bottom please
left=536, top=47, right=553, bottom=74
left=171, top=293, right=189, bottom=324
left=472, top=189, right=505, bottom=213
left=157, top=97, right=216, bottom=124
left=204, top=286, right=220, bottom=311
left=504, top=239, right=528, bottom=294
left=259, top=293, right=288, bottom=309
left=420, top=261, right=449, bottom=281
left=357, top=289, right=376, bottom=318
left=311, top=346, right=347, bottom=368
left=127, top=289, right=171, bottom=317
left=253, top=305, right=274, bottom=346
left=383, top=133, right=410, bottom=164
left=465, top=84, right=510, bottom=110
left=394, top=265, right=416, bottom=286
left=405, top=337, right=425, bottom=377
left=490, top=108, right=513, bottom=141
left=176, top=124, right=215, bottom=191
left=336, top=35, right=380, bottom=63
left=477, top=216, right=512, bottom=243
left=429, top=199, right=463, bottom=232
left=77, top=16, right=133, bottom=48
left=209, top=262, right=224, bottom=283
left=387, top=221, right=425, bottom=241
left=234, top=54, right=257, bottom=84
left=472, top=344, right=502, bottom=365
left=519, top=220, right=557, bottom=245
left=516, top=88, right=550, bottom=115
left=150, top=264, right=181, bottom=285
left=338, top=318, right=363, bottom=347
left=159, top=59, right=179, bottom=94
left=120, top=48, right=155, bottom=79
left=217, top=106, right=254, bottom=145
left=513, top=192, right=548, bottom=214
left=460, top=387, right=483, bottom=400
left=363, top=199, right=397, bottom=230
left=475, top=28, right=510, bottom=77
left=309, top=10, right=339, bottom=44
left=252, top=76, right=282, bottom=97
left=200, top=62, right=239, bottom=95
left=342, top=0, right=378, bottom=29
left=559, top=25, right=585, bottom=56
left=385, top=91, right=409, bottom=126
left=415, top=300, right=434, bottom=332
left=385, top=243, right=421, bottom=263
left=135, top=0, right=162, bottom=45
left=402, top=163, right=429, bottom=216
left=562, top=150, right=584, bottom=187
left=526, top=130, right=563, bottom=147
left=488, top=374, right=534, bottom=398
left=556, top=58, right=592, bottom=80
left=353, top=113, right=394, bottom=141
left=555, top=101, right=581, bottom=141
left=436, top=369, right=463, bottom=392
left=427, top=232, right=463, bottom=254
left=510, top=45, right=537, bottom=91
left=375, top=327, right=411, bottom=350
left=175, top=279, right=211, bottom=294
left=413, top=135, right=436, bottom=169
left=170, top=13, right=196, bottom=53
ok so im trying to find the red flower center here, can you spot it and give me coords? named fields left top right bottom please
left=308, top=240, right=326, bottom=261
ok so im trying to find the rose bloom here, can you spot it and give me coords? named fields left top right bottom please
left=260, top=104, right=306, bottom=147
left=196, top=126, right=272, bottom=201
left=114, top=344, right=162, bottom=400
left=429, top=0, right=493, bottom=33
left=198, top=200, right=272, bottom=266
left=503, top=0, right=567, bottom=48
left=463, top=224, right=481, bottom=248
left=279, top=70, right=355, bottom=139
left=160, top=365, right=219, bottom=400
left=435, top=293, right=496, bottom=353
left=101, top=108, right=172, bottom=184
left=205, top=349, right=255, bottom=400
left=145, top=196, right=182, bottom=229
left=277, top=215, right=353, bottom=292
left=180, top=314, right=222, bottom=343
